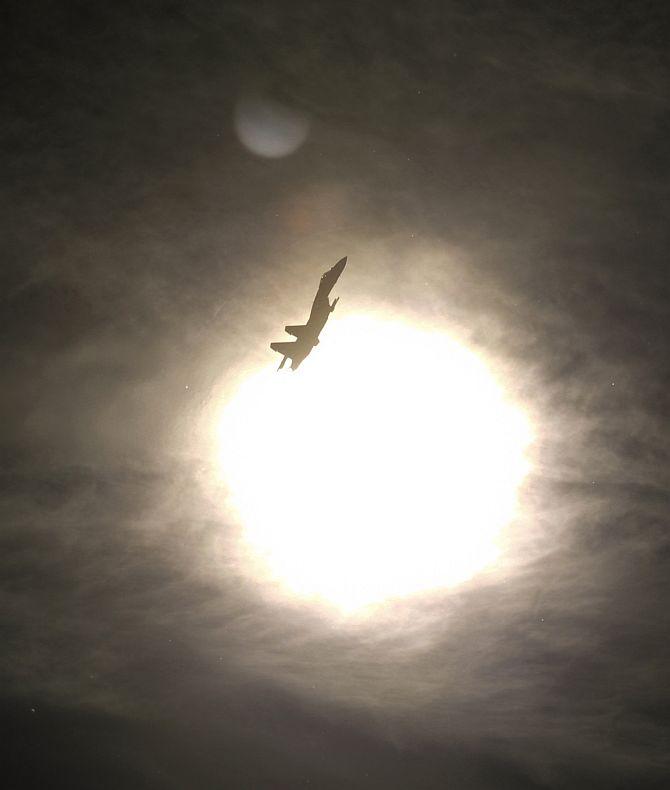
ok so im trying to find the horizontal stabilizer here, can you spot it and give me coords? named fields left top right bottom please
left=285, top=324, right=306, bottom=338
left=270, top=341, right=297, bottom=357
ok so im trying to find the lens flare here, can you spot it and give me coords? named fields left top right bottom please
left=234, top=96, right=310, bottom=158
left=217, top=316, right=531, bottom=611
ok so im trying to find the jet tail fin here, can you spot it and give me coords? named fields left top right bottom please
left=285, top=324, right=306, bottom=338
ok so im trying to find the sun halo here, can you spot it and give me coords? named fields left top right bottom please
left=216, top=315, right=532, bottom=612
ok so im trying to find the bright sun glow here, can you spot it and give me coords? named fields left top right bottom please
left=217, top=315, right=532, bottom=612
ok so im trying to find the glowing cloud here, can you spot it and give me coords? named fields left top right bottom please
left=217, top=316, right=532, bottom=611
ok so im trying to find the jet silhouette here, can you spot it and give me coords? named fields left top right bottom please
left=270, top=256, right=347, bottom=370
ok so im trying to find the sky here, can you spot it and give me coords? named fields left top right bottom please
left=3, top=2, right=670, bottom=788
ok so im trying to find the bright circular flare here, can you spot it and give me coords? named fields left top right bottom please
left=217, top=316, right=531, bottom=611
left=234, top=96, right=310, bottom=158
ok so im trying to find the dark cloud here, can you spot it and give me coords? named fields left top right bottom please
left=2, top=1, right=670, bottom=788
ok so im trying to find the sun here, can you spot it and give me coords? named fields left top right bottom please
left=216, top=315, right=532, bottom=612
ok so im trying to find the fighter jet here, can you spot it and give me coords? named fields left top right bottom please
left=270, top=256, right=347, bottom=370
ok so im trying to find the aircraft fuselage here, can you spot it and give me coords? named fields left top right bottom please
left=270, top=257, right=347, bottom=370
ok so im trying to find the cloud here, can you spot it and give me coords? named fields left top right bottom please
left=3, top=2, right=669, bottom=787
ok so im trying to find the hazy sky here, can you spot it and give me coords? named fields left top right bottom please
left=3, top=2, right=670, bottom=788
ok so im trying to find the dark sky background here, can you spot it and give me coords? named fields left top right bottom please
left=3, top=2, right=670, bottom=788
